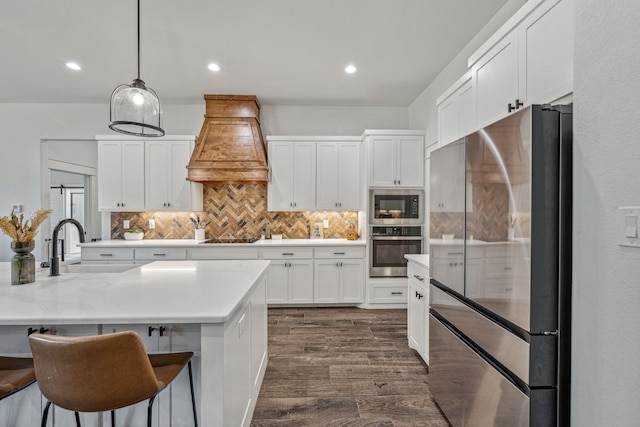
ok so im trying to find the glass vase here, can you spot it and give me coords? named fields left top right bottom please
left=11, top=240, right=35, bottom=285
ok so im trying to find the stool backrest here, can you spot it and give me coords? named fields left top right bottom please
left=29, top=331, right=160, bottom=412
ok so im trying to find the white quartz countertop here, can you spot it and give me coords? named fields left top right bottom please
left=404, top=254, right=430, bottom=270
left=79, top=238, right=366, bottom=248
left=0, top=260, right=269, bottom=325
left=429, top=238, right=530, bottom=246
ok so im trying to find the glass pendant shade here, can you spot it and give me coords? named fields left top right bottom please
left=109, top=78, right=164, bottom=137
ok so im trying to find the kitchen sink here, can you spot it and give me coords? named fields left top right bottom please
left=55, top=264, right=138, bottom=274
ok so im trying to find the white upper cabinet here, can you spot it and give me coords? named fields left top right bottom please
left=145, top=139, right=203, bottom=211
left=98, top=140, right=145, bottom=211
left=267, top=136, right=362, bottom=212
left=472, top=29, right=520, bottom=129
left=437, top=71, right=476, bottom=147
left=467, top=0, right=573, bottom=129
left=267, top=140, right=316, bottom=211
left=367, top=131, right=425, bottom=188
left=519, top=0, right=573, bottom=106
left=97, top=135, right=202, bottom=212
left=316, top=141, right=361, bottom=210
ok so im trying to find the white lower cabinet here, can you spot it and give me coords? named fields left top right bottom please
left=101, top=323, right=201, bottom=427
left=314, top=247, right=365, bottom=304
left=407, top=262, right=429, bottom=365
left=0, top=325, right=100, bottom=427
left=260, top=248, right=314, bottom=304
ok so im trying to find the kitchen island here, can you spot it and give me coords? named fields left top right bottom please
left=0, top=260, right=269, bottom=427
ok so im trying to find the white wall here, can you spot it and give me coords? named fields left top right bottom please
left=572, top=0, right=640, bottom=425
left=0, top=102, right=407, bottom=261
left=407, top=0, right=526, bottom=146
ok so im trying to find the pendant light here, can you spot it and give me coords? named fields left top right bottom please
left=109, top=0, right=165, bottom=137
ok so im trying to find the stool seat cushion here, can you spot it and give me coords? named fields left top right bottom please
left=0, top=356, right=36, bottom=400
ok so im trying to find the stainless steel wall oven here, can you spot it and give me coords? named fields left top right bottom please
left=369, top=226, right=423, bottom=277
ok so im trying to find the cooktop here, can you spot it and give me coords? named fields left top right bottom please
left=204, top=237, right=257, bottom=244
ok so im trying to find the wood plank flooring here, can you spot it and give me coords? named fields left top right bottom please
left=250, top=307, right=451, bottom=427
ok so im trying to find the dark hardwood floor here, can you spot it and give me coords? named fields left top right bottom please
left=250, top=307, right=451, bottom=427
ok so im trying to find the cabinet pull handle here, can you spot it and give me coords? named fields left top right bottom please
left=418, top=293, right=424, bottom=299
left=100, top=253, right=114, bottom=257
left=27, top=327, right=48, bottom=335
left=159, top=326, right=166, bottom=337
left=447, top=252, right=463, bottom=255
left=333, top=252, right=345, bottom=255
left=391, top=291, right=403, bottom=295
left=282, top=253, right=294, bottom=256
left=148, top=326, right=156, bottom=336
left=153, top=253, right=166, bottom=257
left=504, top=266, right=512, bottom=270
left=413, top=274, right=424, bottom=281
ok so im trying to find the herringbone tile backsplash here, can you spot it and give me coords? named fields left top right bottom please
left=429, top=183, right=530, bottom=242
left=110, top=184, right=358, bottom=240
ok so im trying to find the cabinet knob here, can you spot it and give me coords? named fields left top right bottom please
left=159, top=326, right=166, bottom=337
left=148, top=326, right=156, bottom=336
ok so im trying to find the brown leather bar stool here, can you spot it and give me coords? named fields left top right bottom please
left=0, top=355, right=36, bottom=402
left=29, top=331, right=198, bottom=427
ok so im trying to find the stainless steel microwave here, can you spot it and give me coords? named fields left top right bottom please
left=369, top=189, right=424, bottom=225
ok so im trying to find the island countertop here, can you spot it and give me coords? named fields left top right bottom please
left=0, top=260, right=270, bottom=325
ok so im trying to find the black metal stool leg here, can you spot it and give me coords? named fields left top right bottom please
left=41, top=401, right=52, bottom=427
left=74, top=411, right=81, bottom=427
left=111, top=410, right=116, bottom=427
left=188, top=360, right=199, bottom=427
left=147, top=396, right=156, bottom=427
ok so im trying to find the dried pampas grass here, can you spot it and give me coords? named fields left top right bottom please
left=0, top=208, right=52, bottom=243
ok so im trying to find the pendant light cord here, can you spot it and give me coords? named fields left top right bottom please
left=137, top=0, right=140, bottom=80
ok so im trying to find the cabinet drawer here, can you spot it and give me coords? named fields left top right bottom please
left=369, top=284, right=408, bottom=304
left=81, top=248, right=134, bottom=261
left=259, top=247, right=313, bottom=259
left=188, top=247, right=259, bottom=260
left=135, top=248, right=187, bottom=261
left=430, top=245, right=464, bottom=259
left=407, top=264, right=429, bottom=285
left=314, top=246, right=365, bottom=259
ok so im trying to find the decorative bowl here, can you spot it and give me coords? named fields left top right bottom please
left=124, top=232, right=144, bottom=241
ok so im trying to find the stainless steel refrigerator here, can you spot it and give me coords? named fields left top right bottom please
left=428, top=105, right=572, bottom=426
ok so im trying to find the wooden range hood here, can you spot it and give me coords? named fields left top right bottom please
left=187, top=95, right=268, bottom=183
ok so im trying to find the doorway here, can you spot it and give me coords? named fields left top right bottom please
left=50, top=170, right=86, bottom=259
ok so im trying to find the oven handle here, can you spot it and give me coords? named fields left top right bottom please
left=370, top=236, right=423, bottom=241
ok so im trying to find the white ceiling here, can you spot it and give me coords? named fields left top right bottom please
left=0, top=0, right=508, bottom=107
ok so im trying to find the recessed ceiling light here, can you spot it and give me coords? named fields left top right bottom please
left=65, top=62, right=82, bottom=71
left=207, top=63, right=221, bottom=72
left=345, top=65, right=357, bottom=74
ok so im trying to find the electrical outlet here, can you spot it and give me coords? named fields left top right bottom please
left=149, top=219, right=155, bottom=229
left=123, top=220, right=130, bottom=229
left=323, top=219, right=329, bottom=229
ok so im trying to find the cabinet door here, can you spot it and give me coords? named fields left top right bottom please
left=438, top=95, right=459, bottom=147
left=474, top=30, right=519, bottom=128
left=167, top=141, right=193, bottom=210
left=369, top=136, right=396, bottom=187
left=407, top=281, right=425, bottom=353
left=396, top=136, right=424, bottom=187
left=292, top=142, right=316, bottom=210
left=315, top=143, right=340, bottom=209
left=340, top=259, right=364, bottom=303
left=520, top=0, right=573, bottom=105
left=225, top=304, right=253, bottom=427
left=98, top=141, right=124, bottom=210
left=314, top=260, right=340, bottom=303
left=289, top=260, right=314, bottom=303
left=145, top=141, right=171, bottom=210
left=267, top=142, right=294, bottom=210
left=266, top=261, right=289, bottom=303
left=250, top=278, right=268, bottom=395
left=337, top=142, right=361, bottom=210
left=120, top=141, right=145, bottom=211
